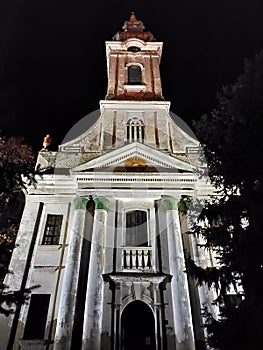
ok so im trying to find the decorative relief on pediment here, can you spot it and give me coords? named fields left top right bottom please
left=123, top=156, right=148, bottom=172
left=124, top=156, right=147, bottom=168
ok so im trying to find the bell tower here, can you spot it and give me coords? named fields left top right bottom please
left=106, top=12, right=164, bottom=101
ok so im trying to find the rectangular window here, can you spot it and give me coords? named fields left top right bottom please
left=23, top=294, right=50, bottom=340
left=126, top=210, right=148, bottom=246
left=42, top=214, right=62, bottom=245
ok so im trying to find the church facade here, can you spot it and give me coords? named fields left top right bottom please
left=1, top=14, right=218, bottom=350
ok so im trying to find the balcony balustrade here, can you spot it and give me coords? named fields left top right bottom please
left=122, top=247, right=152, bottom=270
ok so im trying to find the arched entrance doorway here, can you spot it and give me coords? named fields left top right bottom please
left=121, top=300, right=156, bottom=350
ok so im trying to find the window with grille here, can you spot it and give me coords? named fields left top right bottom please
left=23, top=294, right=50, bottom=340
left=126, top=210, right=148, bottom=247
left=42, top=214, right=62, bottom=245
left=128, top=65, right=142, bottom=85
left=127, top=117, right=144, bottom=143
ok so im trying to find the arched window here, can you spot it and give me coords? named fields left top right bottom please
left=128, top=65, right=142, bottom=85
left=126, top=210, right=148, bottom=247
left=126, top=117, right=144, bottom=143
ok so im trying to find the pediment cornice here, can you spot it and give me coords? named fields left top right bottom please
left=71, top=142, right=194, bottom=173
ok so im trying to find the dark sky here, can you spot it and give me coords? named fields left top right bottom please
left=0, top=0, right=262, bottom=152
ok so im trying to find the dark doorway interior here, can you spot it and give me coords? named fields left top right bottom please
left=23, top=294, right=50, bottom=340
left=121, top=300, right=156, bottom=350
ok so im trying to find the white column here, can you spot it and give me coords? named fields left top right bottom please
left=82, top=197, right=110, bottom=350
left=163, top=197, right=195, bottom=350
left=54, top=197, right=88, bottom=350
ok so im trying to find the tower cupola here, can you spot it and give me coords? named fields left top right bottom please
left=112, top=12, right=156, bottom=42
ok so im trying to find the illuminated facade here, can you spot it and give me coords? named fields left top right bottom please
left=1, top=13, right=218, bottom=350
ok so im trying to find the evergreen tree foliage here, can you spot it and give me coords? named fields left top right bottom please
left=0, top=134, right=38, bottom=315
left=189, top=51, right=263, bottom=349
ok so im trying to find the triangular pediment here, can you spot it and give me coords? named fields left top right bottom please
left=71, top=142, right=194, bottom=173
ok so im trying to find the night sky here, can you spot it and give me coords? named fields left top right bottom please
left=1, top=0, right=262, bottom=152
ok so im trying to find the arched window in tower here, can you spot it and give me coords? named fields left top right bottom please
left=128, top=65, right=142, bottom=85
left=126, top=210, right=148, bottom=247
left=126, top=117, right=145, bottom=143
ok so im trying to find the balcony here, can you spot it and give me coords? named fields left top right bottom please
left=122, top=247, right=152, bottom=271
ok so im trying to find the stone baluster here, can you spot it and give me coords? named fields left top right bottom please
left=82, top=197, right=110, bottom=350
left=54, top=197, right=88, bottom=350
left=163, top=197, right=195, bottom=350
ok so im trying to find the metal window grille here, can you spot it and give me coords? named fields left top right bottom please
left=42, top=214, right=62, bottom=245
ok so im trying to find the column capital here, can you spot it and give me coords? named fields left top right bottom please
left=73, top=197, right=89, bottom=210
left=94, top=197, right=110, bottom=211
left=162, top=197, right=179, bottom=211
left=178, top=196, right=192, bottom=213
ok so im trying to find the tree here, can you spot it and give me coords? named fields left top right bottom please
left=189, top=51, right=263, bottom=349
left=0, top=134, right=38, bottom=315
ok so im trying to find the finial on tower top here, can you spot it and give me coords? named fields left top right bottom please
left=112, top=13, right=155, bottom=42
left=130, top=11, right=136, bottom=21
